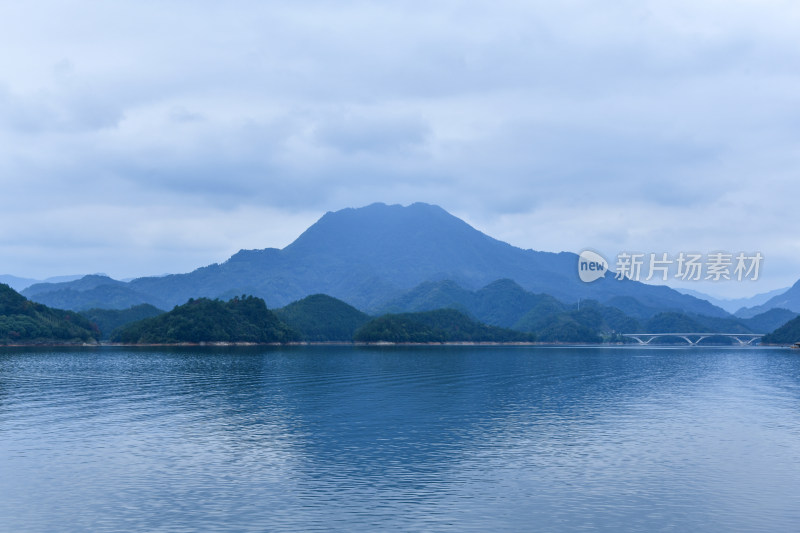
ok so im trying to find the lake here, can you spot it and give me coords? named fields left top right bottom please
left=2, top=345, right=800, bottom=532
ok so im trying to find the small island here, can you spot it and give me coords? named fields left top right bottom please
left=353, top=309, right=534, bottom=343
left=111, top=295, right=298, bottom=344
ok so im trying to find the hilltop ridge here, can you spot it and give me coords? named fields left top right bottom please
left=22, top=202, right=727, bottom=317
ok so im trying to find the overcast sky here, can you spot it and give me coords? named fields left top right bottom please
left=2, top=1, right=799, bottom=298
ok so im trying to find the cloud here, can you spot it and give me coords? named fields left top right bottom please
left=0, top=80, right=125, bottom=134
left=312, top=111, right=430, bottom=154
left=1, top=0, right=799, bottom=294
left=0, top=202, right=319, bottom=279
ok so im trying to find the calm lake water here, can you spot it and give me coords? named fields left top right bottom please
left=2, top=345, right=800, bottom=532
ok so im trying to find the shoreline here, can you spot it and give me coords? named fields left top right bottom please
left=1, top=341, right=553, bottom=347
left=1, top=340, right=786, bottom=348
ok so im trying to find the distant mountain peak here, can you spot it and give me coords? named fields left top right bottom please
left=736, top=280, right=800, bottom=317
left=20, top=202, right=732, bottom=318
left=480, top=278, right=527, bottom=291
left=284, top=201, right=509, bottom=261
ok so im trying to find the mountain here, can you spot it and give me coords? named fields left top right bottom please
left=23, top=274, right=122, bottom=297
left=275, top=294, right=370, bottom=341
left=378, top=280, right=474, bottom=315
left=80, top=304, right=165, bottom=340
left=762, top=315, right=800, bottom=345
left=0, top=284, right=99, bottom=344
left=353, top=309, right=534, bottom=343
left=644, top=312, right=753, bottom=334
left=524, top=313, right=602, bottom=344
left=0, top=274, right=88, bottom=292
left=513, top=299, right=638, bottom=342
left=513, top=297, right=570, bottom=332
left=735, top=280, right=800, bottom=318
left=678, top=287, right=790, bottom=314
left=379, top=279, right=561, bottom=328
left=23, top=203, right=730, bottom=317
left=740, top=308, right=798, bottom=333
left=0, top=275, right=39, bottom=292
left=21, top=275, right=164, bottom=311
left=385, top=280, right=642, bottom=342
left=111, top=296, right=298, bottom=344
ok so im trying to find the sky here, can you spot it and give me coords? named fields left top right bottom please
left=2, top=0, right=799, bottom=298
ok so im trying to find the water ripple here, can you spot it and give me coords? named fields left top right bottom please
left=2, top=345, right=800, bottom=531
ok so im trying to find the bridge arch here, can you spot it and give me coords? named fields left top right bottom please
left=621, top=333, right=764, bottom=346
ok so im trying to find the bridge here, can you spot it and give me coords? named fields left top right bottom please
left=621, top=333, right=764, bottom=346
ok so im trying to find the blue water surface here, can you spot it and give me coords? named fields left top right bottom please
left=1, top=345, right=799, bottom=532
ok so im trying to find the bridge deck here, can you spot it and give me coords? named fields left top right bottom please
left=621, top=333, right=764, bottom=346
